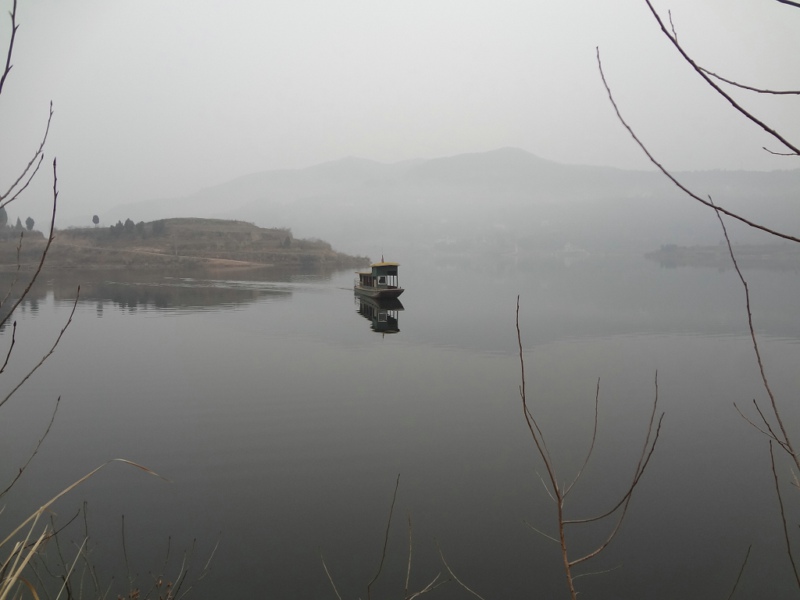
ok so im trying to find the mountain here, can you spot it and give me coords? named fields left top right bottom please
left=103, top=148, right=800, bottom=257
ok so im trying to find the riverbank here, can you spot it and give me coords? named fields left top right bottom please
left=0, top=218, right=369, bottom=271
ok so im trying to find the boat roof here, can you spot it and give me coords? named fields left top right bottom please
left=371, top=261, right=399, bottom=267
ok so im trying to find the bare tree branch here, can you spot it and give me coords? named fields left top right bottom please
left=643, top=0, right=799, bottom=157
left=367, top=473, right=401, bottom=600
left=596, top=47, right=800, bottom=244
left=0, top=102, right=53, bottom=207
left=564, top=378, right=600, bottom=498
left=0, top=0, right=17, bottom=97
left=0, top=285, right=79, bottom=410
left=0, top=397, right=59, bottom=500
left=437, top=543, right=486, bottom=600
left=698, top=67, right=800, bottom=96
left=709, top=197, right=799, bottom=471
left=769, top=441, right=800, bottom=589
left=725, top=545, right=752, bottom=600
left=517, top=297, right=663, bottom=598
left=0, top=158, right=59, bottom=332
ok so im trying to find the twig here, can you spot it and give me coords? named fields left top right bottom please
left=436, top=544, right=486, bottom=600
left=0, top=321, right=17, bottom=375
left=769, top=441, right=800, bottom=589
left=0, top=157, right=61, bottom=332
left=0, top=285, right=80, bottom=410
left=0, top=396, right=59, bottom=499
left=404, top=515, right=413, bottom=598
left=0, top=0, right=17, bottom=97
left=366, top=473, right=401, bottom=600
left=564, top=377, right=600, bottom=498
left=698, top=67, right=800, bottom=96
left=564, top=376, right=663, bottom=525
left=320, top=557, right=343, bottom=600
left=725, top=545, right=752, bottom=600
left=0, top=103, right=52, bottom=206
left=121, top=515, right=134, bottom=594
left=522, top=519, right=560, bottom=544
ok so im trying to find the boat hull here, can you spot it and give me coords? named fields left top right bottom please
left=354, top=286, right=404, bottom=299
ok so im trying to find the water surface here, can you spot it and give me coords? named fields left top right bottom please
left=2, top=254, right=799, bottom=599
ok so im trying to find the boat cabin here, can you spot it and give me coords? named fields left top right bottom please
left=355, top=261, right=402, bottom=295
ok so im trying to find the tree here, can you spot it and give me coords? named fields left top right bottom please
left=93, top=214, right=100, bottom=227
left=124, top=217, right=135, bottom=234
left=25, top=216, right=33, bottom=231
left=14, top=216, right=22, bottom=230
left=0, top=0, right=74, bottom=595
left=0, top=5, right=211, bottom=599
left=595, top=0, right=800, bottom=593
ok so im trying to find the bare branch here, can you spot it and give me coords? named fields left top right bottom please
left=405, top=573, right=446, bottom=600
left=1, top=102, right=53, bottom=206
left=769, top=441, right=800, bottom=589
left=437, top=543, right=486, bottom=600
left=643, top=0, right=800, bottom=157
left=710, top=197, right=799, bottom=471
left=763, top=146, right=799, bottom=157
left=732, top=401, right=786, bottom=450
left=320, top=557, right=343, bottom=600
left=596, top=47, right=800, bottom=245
left=0, top=396, right=59, bottom=500
left=0, top=232, right=27, bottom=311
left=725, top=545, right=752, bottom=600
left=565, top=378, right=664, bottom=525
left=0, top=0, right=17, bottom=97
left=366, top=473, right=401, bottom=600
left=0, top=285, right=79, bottom=410
left=564, top=378, right=600, bottom=498
left=516, top=296, right=558, bottom=494
left=405, top=515, right=413, bottom=598
left=699, top=67, right=800, bottom=96
left=0, top=157, right=60, bottom=332
left=0, top=320, right=17, bottom=374
left=523, top=519, right=560, bottom=544
left=775, top=0, right=800, bottom=8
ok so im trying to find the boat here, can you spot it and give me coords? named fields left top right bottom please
left=354, top=260, right=404, bottom=299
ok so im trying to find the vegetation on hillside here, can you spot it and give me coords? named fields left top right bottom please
left=0, top=218, right=368, bottom=271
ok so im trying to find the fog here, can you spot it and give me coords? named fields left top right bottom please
left=0, top=0, right=798, bottom=236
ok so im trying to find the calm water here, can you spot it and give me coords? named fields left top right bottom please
left=2, top=253, right=800, bottom=599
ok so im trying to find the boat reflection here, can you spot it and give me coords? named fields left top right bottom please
left=355, top=296, right=404, bottom=334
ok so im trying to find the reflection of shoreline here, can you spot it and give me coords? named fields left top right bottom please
left=645, top=243, right=800, bottom=271
left=0, top=267, right=347, bottom=314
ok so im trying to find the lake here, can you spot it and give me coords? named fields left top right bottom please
left=2, top=251, right=800, bottom=599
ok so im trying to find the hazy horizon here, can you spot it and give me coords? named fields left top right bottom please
left=1, top=0, right=798, bottom=228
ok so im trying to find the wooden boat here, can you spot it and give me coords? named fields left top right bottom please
left=354, top=261, right=404, bottom=299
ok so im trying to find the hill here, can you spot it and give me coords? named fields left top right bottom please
left=101, top=148, right=800, bottom=256
left=0, top=218, right=368, bottom=271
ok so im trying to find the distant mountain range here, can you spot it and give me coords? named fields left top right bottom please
left=103, top=147, right=800, bottom=257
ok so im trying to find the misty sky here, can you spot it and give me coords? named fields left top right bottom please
left=0, top=0, right=798, bottom=226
